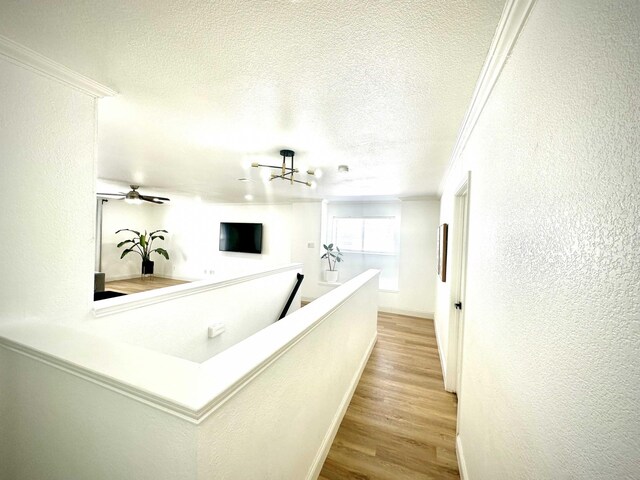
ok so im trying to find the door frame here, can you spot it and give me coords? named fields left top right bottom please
left=445, top=172, right=471, bottom=394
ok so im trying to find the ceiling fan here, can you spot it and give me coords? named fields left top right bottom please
left=97, top=185, right=170, bottom=204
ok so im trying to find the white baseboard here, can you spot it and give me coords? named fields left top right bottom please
left=104, top=274, right=140, bottom=282
left=167, top=274, right=201, bottom=282
left=306, top=333, right=377, bottom=480
left=433, top=315, right=450, bottom=390
left=104, top=273, right=200, bottom=283
left=377, top=307, right=433, bottom=319
left=457, top=435, right=469, bottom=480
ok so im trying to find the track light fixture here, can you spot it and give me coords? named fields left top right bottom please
left=251, top=150, right=318, bottom=187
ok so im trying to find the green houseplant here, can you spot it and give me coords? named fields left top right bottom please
left=321, top=243, right=343, bottom=283
left=116, top=229, right=170, bottom=276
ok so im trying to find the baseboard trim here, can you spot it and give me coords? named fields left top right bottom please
left=433, top=315, right=449, bottom=390
left=104, top=274, right=200, bottom=283
left=457, top=435, right=470, bottom=480
left=306, top=333, right=377, bottom=480
left=378, top=308, right=433, bottom=319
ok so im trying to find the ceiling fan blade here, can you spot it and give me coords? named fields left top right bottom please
left=140, top=194, right=170, bottom=203
left=140, top=195, right=164, bottom=204
left=97, top=192, right=126, bottom=198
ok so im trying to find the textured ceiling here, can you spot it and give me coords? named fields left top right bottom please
left=0, top=0, right=504, bottom=202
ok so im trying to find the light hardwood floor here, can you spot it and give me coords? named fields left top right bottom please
left=319, top=311, right=459, bottom=480
left=105, top=276, right=189, bottom=294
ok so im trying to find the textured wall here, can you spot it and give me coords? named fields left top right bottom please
left=0, top=57, right=96, bottom=323
left=439, top=0, right=640, bottom=478
left=0, top=348, right=196, bottom=480
left=196, top=274, right=378, bottom=479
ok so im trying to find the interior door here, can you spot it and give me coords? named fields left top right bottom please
left=455, top=190, right=469, bottom=394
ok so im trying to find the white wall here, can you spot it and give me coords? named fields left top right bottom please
left=99, top=191, right=294, bottom=282
left=324, top=201, right=401, bottom=290
left=83, top=266, right=302, bottom=363
left=438, top=0, right=640, bottom=478
left=379, top=200, right=439, bottom=317
left=196, top=271, right=379, bottom=479
left=0, top=347, right=197, bottom=480
left=101, top=196, right=439, bottom=319
left=100, top=199, right=169, bottom=280
left=0, top=270, right=379, bottom=480
left=290, top=201, right=324, bottom=296
left=293, top=199, right=439, bottom=317
left=0, top=57, right=96, bottom=324
left=164, top=199, right=294, bottom=280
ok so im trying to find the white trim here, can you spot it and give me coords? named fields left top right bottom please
left=378, top=308, right=432, bottom=319
left=306, top=333, right=377, bottom=480
left=438, top=0, right=537, bottom=195
left=433, top=313, right=450, bottom=390
left=0, top=34, right=117, bottom=98
left=93, top=264, right=302, bottom=317
left=103, top=273, right=200, bottom=283
left=457, top=435, right=470, bottom=480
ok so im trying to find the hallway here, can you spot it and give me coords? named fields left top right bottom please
left=320, top=312, right=459, bottom=479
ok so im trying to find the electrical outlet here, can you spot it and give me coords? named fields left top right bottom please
left=307, top=242, right=315, bottom=248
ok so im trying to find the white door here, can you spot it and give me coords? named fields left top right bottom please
left=447, top=174, right=470, bottom=396
left=455, top=188, right=469, bottom=394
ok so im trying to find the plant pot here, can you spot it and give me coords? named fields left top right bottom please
left=142, top=260, right=154, bottom=276
left=324, top=270, right=339, bottom=283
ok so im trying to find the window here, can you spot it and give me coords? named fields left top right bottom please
left=332, top=216, right=397, bottom=254
left=323, top=202, right=401, bottom=292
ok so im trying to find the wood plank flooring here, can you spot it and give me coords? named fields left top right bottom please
left=319, top=312, right=459, bottom=480
left=105, top=276, right=189, bottom=295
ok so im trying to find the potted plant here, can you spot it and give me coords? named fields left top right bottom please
left=321, top=243, right=343, bottom=283
left=116, top=229, right=170, bottom=276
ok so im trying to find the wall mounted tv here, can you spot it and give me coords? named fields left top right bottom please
left=219, top=222, right=263, bottom=254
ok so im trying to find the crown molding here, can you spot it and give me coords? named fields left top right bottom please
left=438, top=0, right=537, bottom=195
left=0, top=34, right=116, bottom=98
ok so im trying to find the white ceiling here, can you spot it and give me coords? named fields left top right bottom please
left=0, top=0, right=504, bottom=203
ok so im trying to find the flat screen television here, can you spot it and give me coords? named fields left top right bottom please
left=219, top=222, right=263, bottom=254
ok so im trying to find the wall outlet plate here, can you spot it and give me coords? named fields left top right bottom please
left=207, top=323, right=225, bottom=338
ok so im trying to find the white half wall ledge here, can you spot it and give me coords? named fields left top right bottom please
left=0, top=34, right=117, bottom=98
left=438, top=0, right=537, bottom=195
left=93, top=263, right=303, bottom=317
left=0, top=269, right=380, bottom=424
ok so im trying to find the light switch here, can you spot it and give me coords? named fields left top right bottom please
left=307, top=242, right=315, bottom=248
